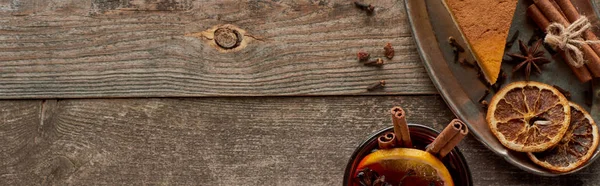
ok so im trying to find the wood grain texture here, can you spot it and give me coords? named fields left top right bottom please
left=0, top=96, right=597, bottom=185
left=0, top=0, right=436, bottom=99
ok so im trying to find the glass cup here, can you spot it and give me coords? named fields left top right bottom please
left=343, top=124, right=473, bottom=186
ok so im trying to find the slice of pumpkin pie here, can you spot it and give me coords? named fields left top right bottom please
left=444, top=0, right=519, bottom=84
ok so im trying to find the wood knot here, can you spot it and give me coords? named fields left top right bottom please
left=185, top=24, right=263, bottom=53
left=214, top=28, right=242, bottom=49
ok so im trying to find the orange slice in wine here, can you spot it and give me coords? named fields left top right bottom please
left=487, top=81, right=570, bottom=152
left=357, top=148, right=453, bottom=186
left=527, top=102, right=599, bottom=172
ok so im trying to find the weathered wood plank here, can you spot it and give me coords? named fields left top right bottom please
left=0, top=96, right=597, bottom=185
left=0, top=0, right=436, bottom=99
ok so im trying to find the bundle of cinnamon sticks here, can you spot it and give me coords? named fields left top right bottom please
left=527, top=0, right=600, bottom=82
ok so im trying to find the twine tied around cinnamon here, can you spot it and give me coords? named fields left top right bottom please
left=545, top=16, right=600, bottom=67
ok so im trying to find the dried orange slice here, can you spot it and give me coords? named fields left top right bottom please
left=527, top=102, right=599, bottom=172
left=487, top=81, right=570, bottom=152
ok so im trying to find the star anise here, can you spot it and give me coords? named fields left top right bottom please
left=506, top=39, right=550, bottom=80
left=355, top=168, right=392, bottom=186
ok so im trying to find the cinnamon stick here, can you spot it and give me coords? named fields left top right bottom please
left=426, top=119, right=468, bottom=158
left=534, top=0, right=600, bottom=77
left=555, top=0, right=600, bottom=57
left=527, top=4, right=593, bottom=82
left=390, top=106, right=412, bottom=148
left=550, top=0, right=567, bottom=18
left=439, top=121, right=468, bottom=157
left=377, top=132, right=397, bottom=149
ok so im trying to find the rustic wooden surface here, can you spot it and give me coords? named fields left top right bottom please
left=0, top=96, right=598, bottom=186
left=1, top=0, right=598, bottom=185
left=0, top=0, right=436, bottom=99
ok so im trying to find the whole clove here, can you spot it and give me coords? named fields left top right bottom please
left=527, top=29, right=542, bottom=46
left=477, top=75, right=491, bottom=88
left=384, top=43, right=394, bottom=59
left=449, top=36, right=465, bottom=64
left=472, top=60, right=481, bottom=72
left=458, top=57, right=475, bottom=68
left=367, top=80, right=386, bottom=91
left=448, top=36, right=465, bottom=53
left=354, top=1, right=375, bottom=14
left=479, top=89, right=490, bottom=103
left=481, top=100, right=489, bottom=109
left=364, top=58, right=385, bottom=67
left=474, top=62, right=491, bottom=88
left=357, top=51, right=370, bottom=61
left=584, top=83, right=593, bottom=107
left=584, top=90, right=592, bottom=106
left=543, top=42, right=557, bottom=55
left=453, top=47, right=460, bottom=63
left=505, top=30, right=520, bottom=49
left=492, top=70, right=507, bottom=92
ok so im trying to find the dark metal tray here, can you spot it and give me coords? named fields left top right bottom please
left=405, top=0, right=600, bottom=176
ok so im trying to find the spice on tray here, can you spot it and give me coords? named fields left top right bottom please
left=478, top=89, right=490, bottom=103
left=526, top=26, right=555, bottom=55
left=492, top=70, right=507, bottom=92
left=530, top=1, right=600, bottom=79
left=527, top=28, right=542, bottom=46
left=553, top=85, right=571, bottom=100
left=453, top=50, right=460, bottom=63
left=448, top=36, right=465, bottom=64
left=506, top=40, right=550, bottom=80
left=357, top=51, right=370, bottom=61
left=364, top=58, right=385, bottom=67
left=426, top=119, right=469, bottom=158
left=505, top=30, right=520, bottom=49
left=479, top=90, right=490, bottom=109
left=367, top=80, right=385, bottom=91
left=543, top=42, right=557, bottom=56
left=390, top=106, right=412, bottom=147
left=474, top=61, right=492, bottom=88
left=584, top=90, right=593, bottom=107
left=480, top=100, right=489, bottom=109
left=448, top=36, right=465, bottom=53
left=584, top=83, right=593, bottom=107
left=384, top=43, right=394, bottom=59
left=457, top=57, right=475, bottom=68
left=527, top=4, right=592, bottom=82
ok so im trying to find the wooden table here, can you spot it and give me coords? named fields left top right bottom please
left=0, top=0, right=597, bottom=185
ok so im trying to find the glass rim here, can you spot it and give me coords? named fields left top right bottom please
left=342, top=123, right=473, bottom=186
